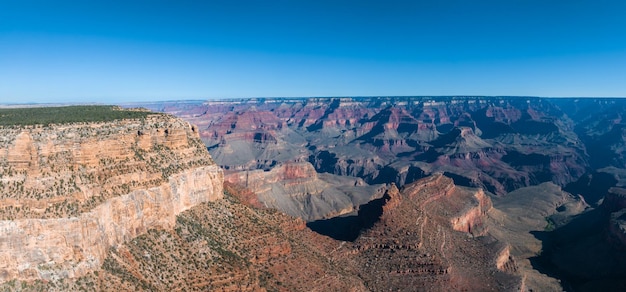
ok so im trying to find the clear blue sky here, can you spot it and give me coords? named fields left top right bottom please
left=1, top=0, right=625, bottom=103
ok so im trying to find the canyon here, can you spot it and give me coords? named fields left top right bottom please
left=136, top=96, right=626, bottom=291
left=4, top=176, right=528, bottom=291
left=1, top=97, right=626, bottom=291
left=141, top=96, right=593, bottom=196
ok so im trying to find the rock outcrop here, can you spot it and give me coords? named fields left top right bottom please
left=335, top=174, right=523, bottom=291
left=225, top=162, right=386, bottom=221
left=0, top=112, right=223, bottom=283
left=449, top=188, right=491, bottom=235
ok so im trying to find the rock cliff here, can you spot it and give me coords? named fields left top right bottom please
left=0, top=111, right=223, bottom=283
left=603, top=187, right=626, bottom=249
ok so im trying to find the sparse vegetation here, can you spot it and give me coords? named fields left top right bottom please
left=0, top=188, right=363, bottom=291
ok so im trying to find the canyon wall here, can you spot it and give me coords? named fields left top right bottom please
left=0, top=112, right=223, bottom=283
left=138, top=96, right=593, bottom=196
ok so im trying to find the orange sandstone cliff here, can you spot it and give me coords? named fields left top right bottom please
left=0, top=114, right=223, bottom=283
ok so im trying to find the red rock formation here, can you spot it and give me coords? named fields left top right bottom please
left=335, top=174, right=522, bottom=291
left=450, top=189, right=491, bottom=235
left=381, top=183, right=401, bottom=212
left=140, top=97, right=589, bottom=197
left=2, top=171, right=563, bottom=291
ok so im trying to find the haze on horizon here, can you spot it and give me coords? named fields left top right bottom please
left=1, top=0, right=625, bottom=104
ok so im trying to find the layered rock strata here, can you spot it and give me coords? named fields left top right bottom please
left=2, top=184, right=367, bottom=291
left=0, top=113, right=223, bottom=283
left=137, top=96, right=590, bottom=196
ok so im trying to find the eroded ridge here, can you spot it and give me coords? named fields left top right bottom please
left=341, top=174, right=521, bottom=291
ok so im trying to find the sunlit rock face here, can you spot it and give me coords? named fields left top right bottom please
left=0, top=113, right=223, bottom=283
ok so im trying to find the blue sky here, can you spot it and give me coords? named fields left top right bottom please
left=1, top=0, right=625, bottom=103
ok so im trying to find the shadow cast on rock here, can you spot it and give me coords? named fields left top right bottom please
left=307, top=191, right=388, bottom=241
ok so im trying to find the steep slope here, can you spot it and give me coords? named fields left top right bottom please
left=531, top=187, right=626, bottom=291
left=554, top=98, right=626, bottom=169
left=355, top=106, right=428, bottom=155
left=5, top=184, right=367, bottom=291
left=0, top=107, right=223, bottom=283
left=4, top=174, right=526, bottom=292
left=205, top=107, right=306, bottom=171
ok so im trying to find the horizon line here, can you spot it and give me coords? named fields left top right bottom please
left=3, top=95, right=626, bottom=106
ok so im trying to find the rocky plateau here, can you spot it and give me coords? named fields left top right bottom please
left=224, top=162, right=386, bottom=221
